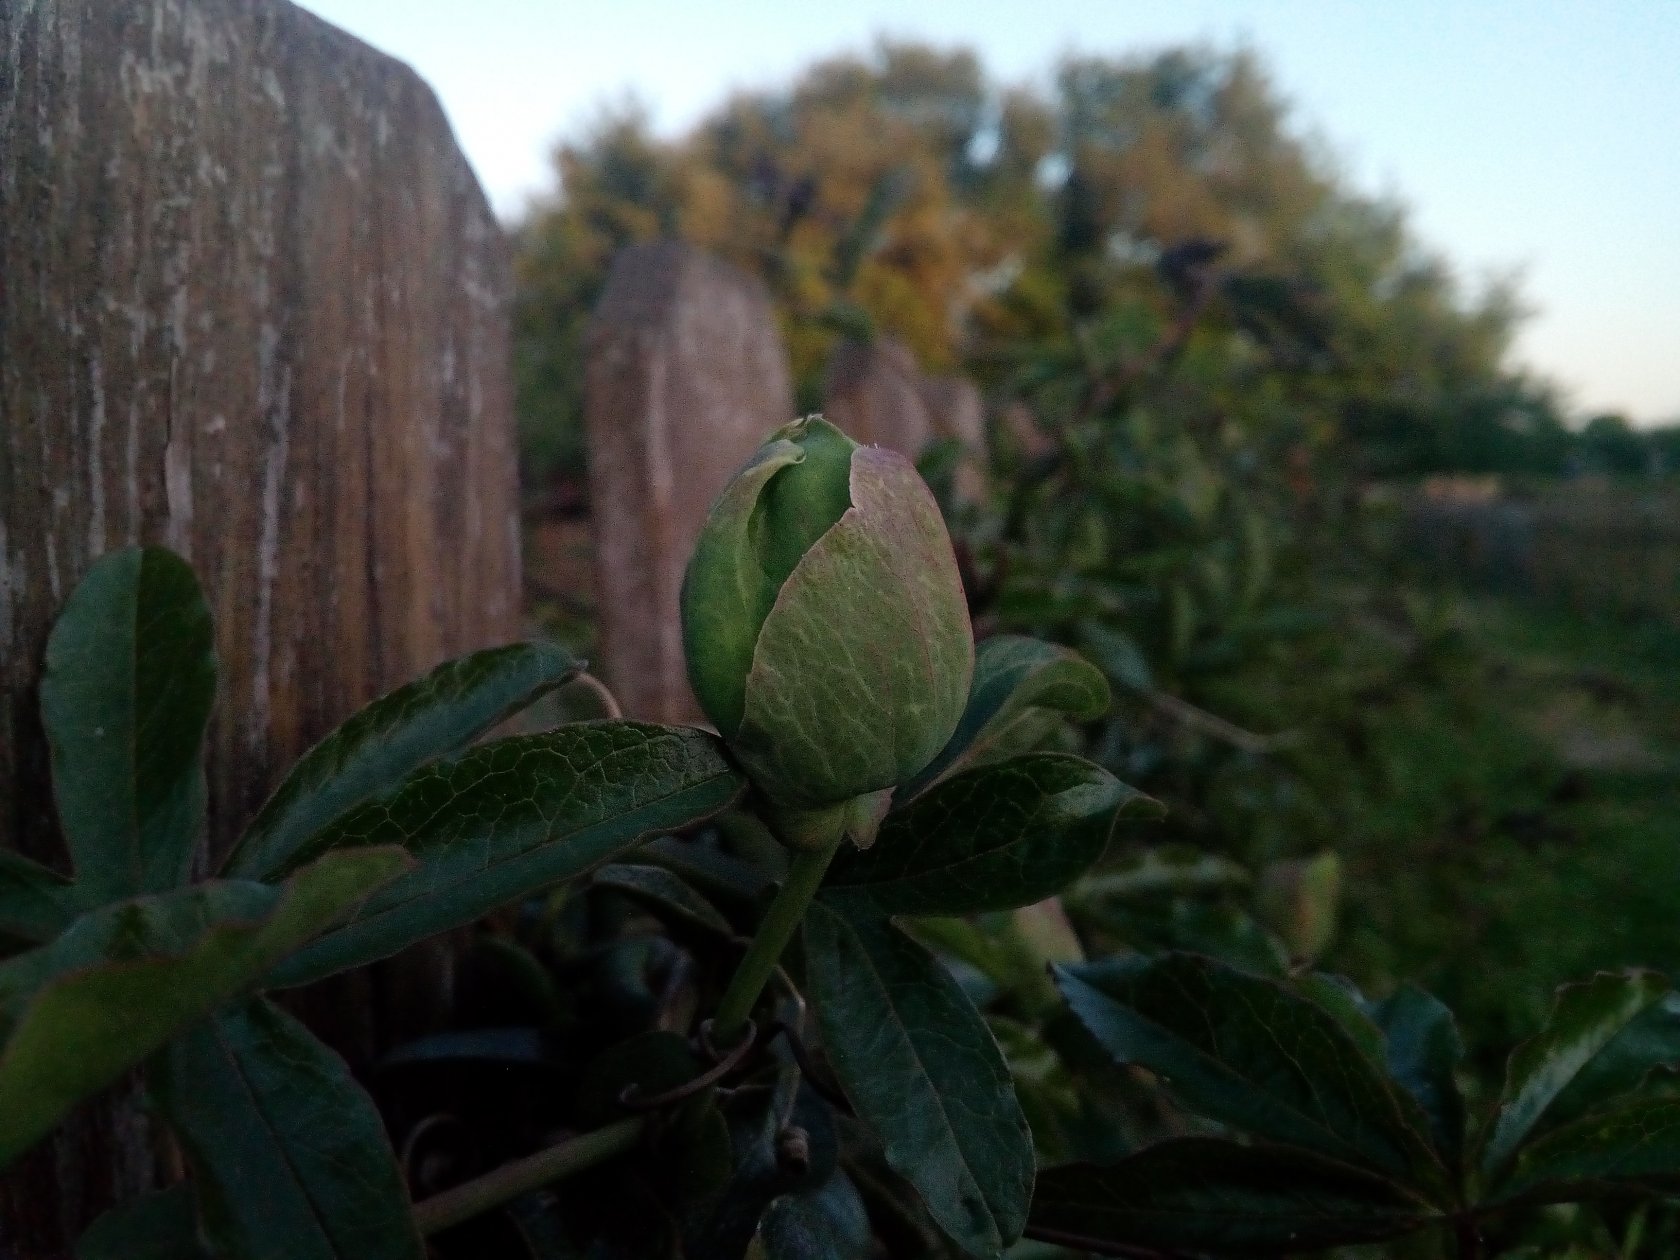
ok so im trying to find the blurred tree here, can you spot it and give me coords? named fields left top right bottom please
left=511, top=102, right=681, bottom=483
left=511, top=40, right=1547, bottom=488
left=1578, top=411, right=1651, bottom=476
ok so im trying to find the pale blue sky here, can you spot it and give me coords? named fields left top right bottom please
left=302, top=0, right=1679, bottom=424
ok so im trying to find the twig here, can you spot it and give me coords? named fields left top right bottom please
left=617, top=1018, right=760, bottom=1111
left=570, top=671, right=623, bottom=720
left=411, top=1117, right=645, bottom=1236
left=1143, top=688, right=1294, bottom=756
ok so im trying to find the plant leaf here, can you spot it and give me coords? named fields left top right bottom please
left=1069, top=846, right=1249, bottom=903
left=639, top=836, right=776, bottom=907
left=224, top=642, right=578, bottom=879
left=0, top=850, right=77, bottom=945
left=76, top=1185, right=212, bottom=1260
left=1075, top=620, right=1153, bottom=693
left=153, top=997, right=424, bottom=1260
left=1030, top=1139, right=1437, bottom=1254
left=906, top=636, right=1110, bottom=794
left=1481, top=970, right=1678, bottom=1176
left=594, top=863, right=733, bottom=936
left=41, top=546, right=215, bottom=898
left=1370, top=985, right=1467, bottom=1173
left=269, top=723, right=744, bottom=987
left=1055, top=954, right=1444, bottom=1190
left=827, top=755, right=1144, bottom=915
left=0, top=848, right=408, bottom=1166
left=1492, top=1098, right=1680, bottom=1204
left=804, top=898, right=1033, bottom=1256
left=1547, top=993, right=1680, bottom=1122
left=760, top=1169, right=873, bottom=1260
left=679, top=437, right=805, bottom=740
left=685, top=1072, right=835, bottom=1259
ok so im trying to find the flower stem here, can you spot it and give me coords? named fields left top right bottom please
left=710, top=839, right=839, bottom=1046
left=411, top=1117, right=645, bottom=1236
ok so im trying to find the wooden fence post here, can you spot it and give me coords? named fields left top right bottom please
left=823, top=337, right=988, bottom=499
left=582, top=242, right=793, bottom=722
left=0, top=0, right=520, bottom=1249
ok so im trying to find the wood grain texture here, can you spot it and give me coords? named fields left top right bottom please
left=0, top=0, right=519, bottom=1249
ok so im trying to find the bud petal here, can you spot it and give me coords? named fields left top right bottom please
left=732, top=443, right=973, bottom=807
left=682, top=419, right=857, bottom=738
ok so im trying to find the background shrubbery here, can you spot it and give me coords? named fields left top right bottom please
left=514, top=39, right=1680, bottom=1103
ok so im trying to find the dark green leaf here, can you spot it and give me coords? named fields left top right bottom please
left=1055, top=955, right=1444, bottom=1190
left=269, top=723, right=743, bottom=987
left=594, top=863, right=733, bottom=936
left=1075, top=620, right=1153, bottom=693
left=1481, top=971, right=1678, bottom=1176
left=1292, top=972, right=1389, bottom=1066
left=0, top=848, right=408, bottom=1166
left=1030, top=1139, right=1437, bottom=1254
left=0, top=850, right=77, bottom=945
left=685, top=1072, right=836, bottom=1260
left=76, top=1185, right=211, bottom=1260
left=640, top=836, right=776, bottom=907
left=1370, top=985, right=1467, bottom=1172
left=1492, top=1098, right=1680, bottom=1204
left=153, top=997, right=423, bottom=1260
left=225, top=642, right=577, bottom=879
left=804, top=898, right=1033, bottom=1256
left=0, top=882, right=264, bottom=1025
left=382, top=1027, right=549, bottom=1069
left=1069, top=846, right=1249, bottom=902
left=42, top=546, right=215, bottom=898
left=1548, top=993, right=1680, bottom=1122
left=761, top=1169, right=873, bottom=1259
left=907, top=636, right=1110, bottom=794
left=1080, top=901, right=1290, bottom=978
left=828, top=755, right=1143, bottom=915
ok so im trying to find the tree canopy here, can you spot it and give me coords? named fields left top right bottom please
left=512, top=40, right=1666, bottom=487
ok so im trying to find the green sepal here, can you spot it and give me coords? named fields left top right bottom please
left=682, top=438, right=806, bottom=739
left=733, top=445, right=973, bottom=808
left=765, top=789, right=894, bottom=853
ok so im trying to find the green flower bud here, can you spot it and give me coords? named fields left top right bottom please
left=682, top=416, right=974, bottom=849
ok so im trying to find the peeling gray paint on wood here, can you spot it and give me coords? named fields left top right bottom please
left=0, top=0, right=521, bottom=1249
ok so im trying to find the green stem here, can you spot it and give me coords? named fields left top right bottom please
left=411, top=1116, right=645, bottom=1236
left=711, top=840, right=839, bottom=1046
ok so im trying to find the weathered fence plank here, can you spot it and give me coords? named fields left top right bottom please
left=0, top=0, right=519, bottom=1249
left=583, top=241, right=793, bottom=721
left=824, top=336, right=987, bottom=497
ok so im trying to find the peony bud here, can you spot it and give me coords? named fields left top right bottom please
left=682, top=416, right=973, bottom=850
